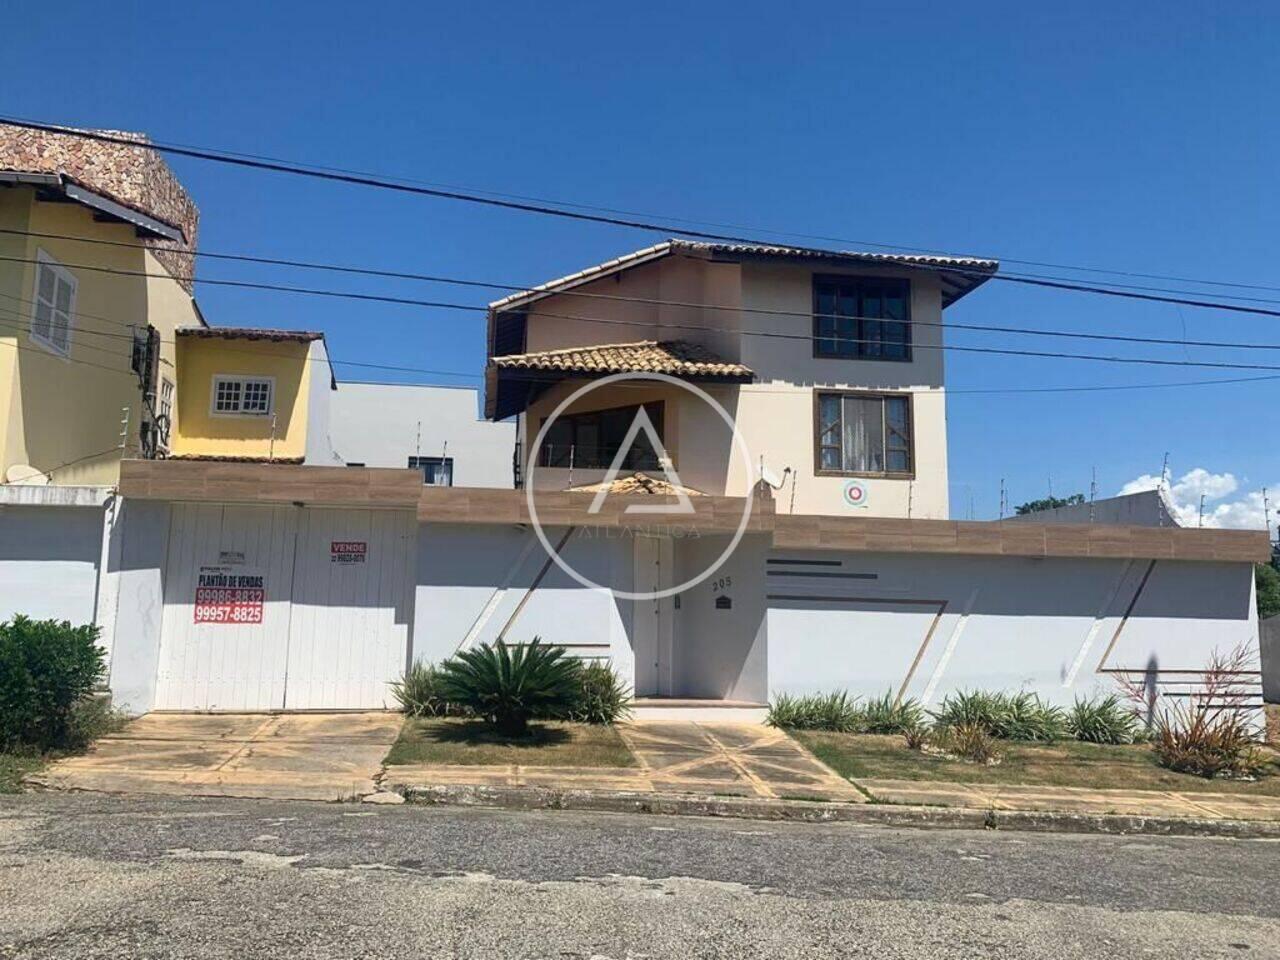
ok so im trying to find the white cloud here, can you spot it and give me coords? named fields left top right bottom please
left=1117, top=467, right=1273, bottom=531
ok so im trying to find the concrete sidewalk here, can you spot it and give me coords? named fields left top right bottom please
left=858, top=777, right=1280, bottom=822
left=385, top=721, right=1280, bottom=828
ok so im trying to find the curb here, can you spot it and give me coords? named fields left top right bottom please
left=393, top=782, right=1280, bottom=840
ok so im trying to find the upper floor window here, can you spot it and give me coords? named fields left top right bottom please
left=816, top=392, right=913, bottom=477
left=211, top=375, right=274, bottom=416
left=813, top=276, right=910, bottom=360
left=156, top=377, right=175, bottom=452
left=30, top=251, right=76, bottom=357
left=538, top=402, right=664, bottom=471
left=409, top=455, right=453, bottom=487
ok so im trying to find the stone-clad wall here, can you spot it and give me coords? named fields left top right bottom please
left=0, top=123, right=199, bottom=291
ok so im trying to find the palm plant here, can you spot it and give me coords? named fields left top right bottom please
left=437, top=638, right=581, bottom=736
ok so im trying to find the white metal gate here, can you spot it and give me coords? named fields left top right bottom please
left=154, top=504, right=415, bottom=711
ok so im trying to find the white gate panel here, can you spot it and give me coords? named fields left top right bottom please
left=284, top=508, right=415, bottom=709
left=155, top=504, right=299, bottom=711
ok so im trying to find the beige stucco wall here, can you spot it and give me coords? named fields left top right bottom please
left=513, top=251, right=950, bottom=518
left=0, top=188, right=201, bottom=485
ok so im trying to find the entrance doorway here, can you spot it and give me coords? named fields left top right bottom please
left=631, top=536, right=673, bottom=696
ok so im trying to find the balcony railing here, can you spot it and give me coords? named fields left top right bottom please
left=535, top=443, right=662, bottom=472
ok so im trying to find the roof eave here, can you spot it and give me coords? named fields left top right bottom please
left=1, top=171, right=185, bottom=242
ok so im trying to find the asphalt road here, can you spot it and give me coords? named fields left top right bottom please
left=1, top=793, right=1277, bottom=959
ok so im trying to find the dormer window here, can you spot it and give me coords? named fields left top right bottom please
left=813, top=276, right=911, bottom=360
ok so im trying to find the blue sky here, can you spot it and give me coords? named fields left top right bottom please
left=5, top=2, right=1279, bottom=524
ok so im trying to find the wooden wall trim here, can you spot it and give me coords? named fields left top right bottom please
left=118, top=459, right=423, bottom=507
left=117, top=461, right=1271, bottom=563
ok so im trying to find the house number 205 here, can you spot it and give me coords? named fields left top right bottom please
left=710, top=576, right=732, bottom=592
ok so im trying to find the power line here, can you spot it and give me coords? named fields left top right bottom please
left=12, top=250, right=1280, bottom=370
left=7, top=261, right=1280, bottom=381
left=4, top=302, right=1280, bottom=401
left=9, top=226, right=1280, bottom=309
left=5, top=115, right=1278, bottom=296
left=0, top=300, right=483, bottom=381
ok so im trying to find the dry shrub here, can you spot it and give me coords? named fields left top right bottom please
left=933, top=722, right=1002, bottom=765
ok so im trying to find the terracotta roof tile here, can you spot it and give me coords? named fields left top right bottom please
left=489, top=340, right=753, bottom=380
left=488, top=239, right=999, bottom=312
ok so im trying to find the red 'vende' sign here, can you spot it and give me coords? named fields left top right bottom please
left=331, top=541, right=368, bottom=563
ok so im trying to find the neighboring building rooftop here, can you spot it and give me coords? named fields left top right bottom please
left=488, top=238, right=1000, bottom=314
left=1010, top=489, right=1183, bottom=528
left=0, top=121, right=199, bottom=289
left=175, top=326, right=336, bottom=389
left=485, top=340, right=754, bottom=419
left=490, top=339, right=754, bottom=379
left=569, top=472, right=704, bottom=497
left=176, top=326, right=326, bottom=342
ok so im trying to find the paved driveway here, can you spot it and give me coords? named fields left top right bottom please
left=385, top=720, right=865, bottom=801
left=33, top=712, right=403, bottom=801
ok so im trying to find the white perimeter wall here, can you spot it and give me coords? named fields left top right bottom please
left=415, top=523, right=637, bottom=685
left=766, top=549, right=1260, bottom=709
left=0, top=501, right=104, bottom=624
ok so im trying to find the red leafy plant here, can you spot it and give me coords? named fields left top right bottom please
left=1117, top=641, right=1265, bottom=780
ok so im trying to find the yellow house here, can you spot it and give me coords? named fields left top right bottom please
left=0, top=122, right=202, bottom=485
left=170, top=327, right=337, bottom=464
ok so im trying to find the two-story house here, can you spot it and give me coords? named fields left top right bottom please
left=0, top=122, right=202, bottom=485
left=85, top=241, right=1266, bottom=718
left=485, top=239, right=997, bottom=518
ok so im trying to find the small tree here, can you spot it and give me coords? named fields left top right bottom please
left=1014, top=493, right=1085, bottom=516
left=1256, top=563, right=1280, bottom=620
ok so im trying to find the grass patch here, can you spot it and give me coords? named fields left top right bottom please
left=0, top=751, right=45, bottom=794
left=792, top=731, right=1280, bottom=796
left=385, top=718, right=635, bottom=768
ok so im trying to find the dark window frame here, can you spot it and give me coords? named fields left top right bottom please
left=812, top=274, right=912, bottom=362
left=813, top=390, right=915, bottom=480
left=537, top=401, right=665, bottom=471
left=408, top=455, right=454, bottom=487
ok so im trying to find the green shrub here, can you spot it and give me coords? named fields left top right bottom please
left=566, top=661, right=632, bottom=725
left=767, top=691, right=861, bottom=731
left=857, top=691, right=925, bottom=734
left=930, top=690, right=1006, bottom=734
left=997, top=692, right=1068, bottom=742
left=437, top=638, right=580, bottom=736
left=391, top=662, right=457, bottom=718
left=0, top=617, right=104, bottom=752
left=63, top=695, right=128, bottom=751
left=931, top=690, right=1066, bottom=742
left=1067, top=694, right=1142, bottom=745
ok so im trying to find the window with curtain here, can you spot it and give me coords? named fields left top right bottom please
left=817, top=392, right=913, bottom=476
left=408, top=456, right=454, bottom=486
left=813, top=275, right=911, bottom=360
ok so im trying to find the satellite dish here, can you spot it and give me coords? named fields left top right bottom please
left=5, top=464, right=48, bottom=485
